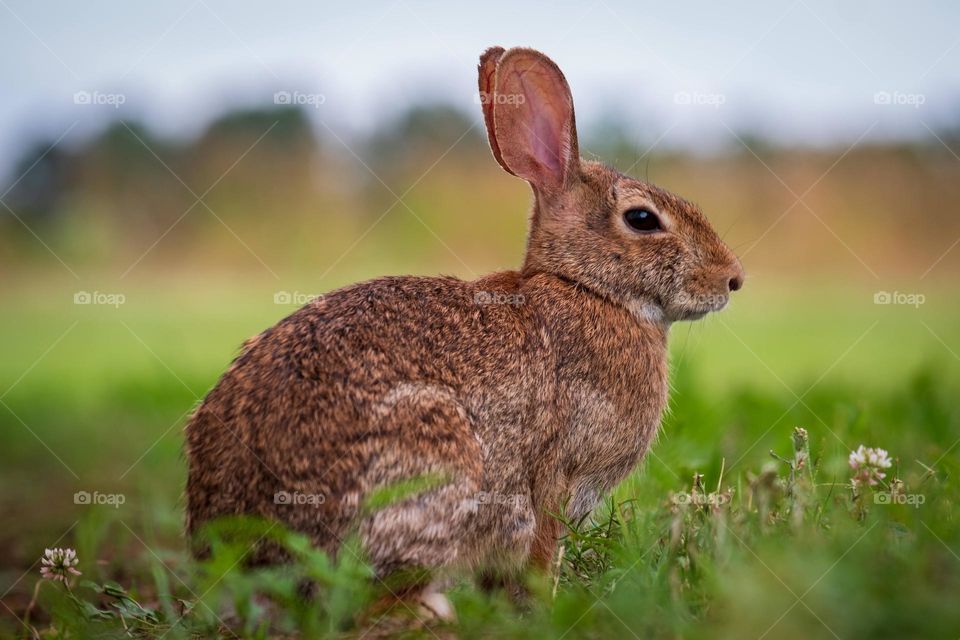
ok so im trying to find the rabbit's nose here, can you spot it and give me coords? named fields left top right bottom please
left=722, top=262, right=745, bottom=293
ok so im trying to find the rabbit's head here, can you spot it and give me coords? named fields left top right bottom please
left=480, top=47, right=744, bottom=323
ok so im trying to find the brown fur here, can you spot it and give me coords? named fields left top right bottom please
left=185, top=47, right=743, bottom=590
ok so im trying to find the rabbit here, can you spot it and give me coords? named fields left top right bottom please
left=185, top=45, right=744, bottom=615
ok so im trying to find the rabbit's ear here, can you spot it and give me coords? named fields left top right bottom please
left=478, top=46, right=511, bottom=175
left=490, top=48, right=580, bottom=195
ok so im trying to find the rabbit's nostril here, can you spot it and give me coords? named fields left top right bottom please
left=728, top=275, right=743, bottom=292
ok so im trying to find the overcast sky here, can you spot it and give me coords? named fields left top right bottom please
left=2, top=0, right=959, bottom=174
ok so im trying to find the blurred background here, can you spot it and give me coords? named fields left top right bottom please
left=2, top=0, right=959, bottom=633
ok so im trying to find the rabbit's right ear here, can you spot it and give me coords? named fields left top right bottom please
left=479, top=47, right=580, bottom=197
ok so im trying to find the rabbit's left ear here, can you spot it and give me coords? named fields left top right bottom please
left=485, top=48, right=580, bottom=196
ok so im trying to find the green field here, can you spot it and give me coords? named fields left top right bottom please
left=2, top=269, right=959, bottom=638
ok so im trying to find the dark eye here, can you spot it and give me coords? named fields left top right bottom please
left=624, top=208, right=661, bottom=233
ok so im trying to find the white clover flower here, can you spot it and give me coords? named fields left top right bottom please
left=849, top=445, right=893, bottom=487
left=867, top=448, right=892, bottom=468
left=40, top=547, right=81, bottom=583
left=848, top=446, right=866, bottom=468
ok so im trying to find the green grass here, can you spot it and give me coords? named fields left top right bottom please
left=1, top=272, right=959, bottom=638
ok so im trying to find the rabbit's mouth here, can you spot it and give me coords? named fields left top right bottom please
left=628, top=289, right=730, bottom=323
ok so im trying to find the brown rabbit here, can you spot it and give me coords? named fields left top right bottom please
left=185, top=46, right=743, bottom=614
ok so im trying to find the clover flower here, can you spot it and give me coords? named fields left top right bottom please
left=848, top=445, right=892, bottom=487
left=39, top=548, right=81, bottom=583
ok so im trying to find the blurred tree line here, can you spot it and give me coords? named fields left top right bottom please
left=2, top=101, right=960, bottom=277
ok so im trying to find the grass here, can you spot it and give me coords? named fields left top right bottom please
left=1, top=271, right=959, bottom=638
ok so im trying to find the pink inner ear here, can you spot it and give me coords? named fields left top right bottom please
left=522, top=79, right=563, bottom=175
left=532, top=105, right=563, bottom=174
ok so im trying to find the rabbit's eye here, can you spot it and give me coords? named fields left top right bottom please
left=624, top=208, right=661, bottom=233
